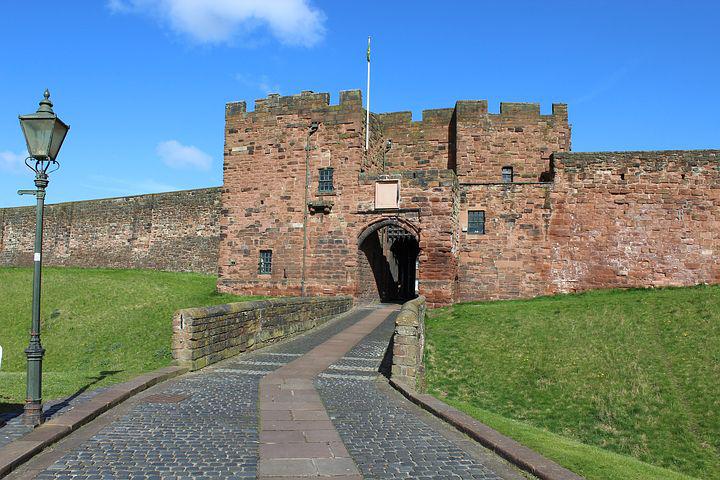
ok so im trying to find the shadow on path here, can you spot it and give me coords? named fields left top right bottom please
left=0, top=369, right=123, bottom=423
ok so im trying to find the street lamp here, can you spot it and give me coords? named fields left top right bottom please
left=17, top=90, right=69, bottom=426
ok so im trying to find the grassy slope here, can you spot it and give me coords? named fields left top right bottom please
left=0, top=267, right=260, bottom=407
left=425, top=286, right=720, bottom=480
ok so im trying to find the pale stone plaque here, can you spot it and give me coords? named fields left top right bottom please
left=375, top=181, right=399, bottom=209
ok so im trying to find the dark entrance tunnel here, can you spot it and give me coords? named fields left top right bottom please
left=358, top=223, right=419, bottom=303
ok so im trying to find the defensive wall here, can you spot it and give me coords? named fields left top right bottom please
left=457, top=149, right=720, bottom=301
left=0, top=187, right=221, bottom=274
left=0, top=89, right=717, bottom=306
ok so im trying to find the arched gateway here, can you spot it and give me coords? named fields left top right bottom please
left=357, top=219, right=420, bottom=303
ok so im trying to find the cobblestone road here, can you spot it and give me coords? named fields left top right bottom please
left=316, top=312, right=523, bottom=480
left=14, top=306, right=527, bottom=480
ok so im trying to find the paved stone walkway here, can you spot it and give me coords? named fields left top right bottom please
left=257, top=306, right=394, bottom=479
left=10, top=306, right=527, bottom=480
left=0, top=387, right=111, bottom=450
left=317, top=311, right=514, bottom=479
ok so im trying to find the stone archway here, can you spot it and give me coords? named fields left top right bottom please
left=357, top=219, right=420, bottom=303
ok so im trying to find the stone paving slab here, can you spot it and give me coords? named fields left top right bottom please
left=257, top=306, right=398, bottom=479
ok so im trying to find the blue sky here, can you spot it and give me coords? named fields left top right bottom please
left=1, top=1, right=718, bottom=207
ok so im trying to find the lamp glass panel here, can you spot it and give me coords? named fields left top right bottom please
left=49, top=119, right=69, bottom=160
left=20, top=118, right=54, bottom=159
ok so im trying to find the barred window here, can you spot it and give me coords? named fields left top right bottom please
left=259, top=250, right=272, bottom=274
left=318, top=167, right=334, bottom=193
left=468, top=210, right=486, bottom=234
left=502, top=166, right=513, bottom=183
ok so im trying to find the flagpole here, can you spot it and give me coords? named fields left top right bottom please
left=365, top=36, right=371, bottom=152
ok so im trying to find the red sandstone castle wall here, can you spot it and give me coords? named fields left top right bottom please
left=455, top=101, right=570, bottom=183
left=455, top=151, right=720, bottom=301
left=456, top=184, right=554, bottom=302
left=0, top=188, right=221, bottom=274
left=548, top=150, right=720, bottom=292
left=222, top=89, right=719, bottom=306
left=218, top=90, right=458, bottom=306
left=219, top=90, right=364, bottom=298
left=374, top=109, right=455, bottom=172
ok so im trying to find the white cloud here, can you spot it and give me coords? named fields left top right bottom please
left=107, top=0, right=326, bottom=47
left=156, top=140, right=212, bottom=170
left=235, top=73, right=280, bottom=95
left=0, top=150, right=27, bottom=174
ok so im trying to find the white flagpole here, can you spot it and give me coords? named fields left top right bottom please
left=365, top=36, right=371, bottom=152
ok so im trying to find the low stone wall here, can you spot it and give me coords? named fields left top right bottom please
left=172, top=296, right=353, bottom=370
left=391, top=296, right=426, bottom=389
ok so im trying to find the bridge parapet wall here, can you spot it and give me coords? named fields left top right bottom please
left=391, top=296, right=427, bottom=390
left=172, top=296, right=353, bottom=370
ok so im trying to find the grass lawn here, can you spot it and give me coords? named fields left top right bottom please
left=0, top=267, right=261, bottom=410
left=425, top=286, right=720, bottom=480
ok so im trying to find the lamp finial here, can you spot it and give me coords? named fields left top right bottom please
left=38, top=89, right=54, bottom=114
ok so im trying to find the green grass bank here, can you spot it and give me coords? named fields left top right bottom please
left=0, top=267, right=260, bottom=409
left=425, top=286, right=719, bottom=480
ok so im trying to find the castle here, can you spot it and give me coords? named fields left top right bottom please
left=217, top=90, right=719, bottom=306
left=1, top=90, right=719, bottom=306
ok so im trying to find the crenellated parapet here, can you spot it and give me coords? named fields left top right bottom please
left=225, top=89, right=364, bottom=120
left=226, top=91, right=566, bottom=130
left=453, top=100, right=571, bottom=183
left=224, top=89, right=571, bottom=182
left=454, top=100, right=568, bottom=124
left=361, top=100, right=570, bottom=177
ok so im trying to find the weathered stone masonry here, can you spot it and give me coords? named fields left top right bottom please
left=391, top=295, right=427, bottom=390
left=0, top=187, right=221, bottom=274
left=218, top=90, right=719, bottom=306
left=172, top=295, right=353, bottom=370
left=549, top=150, right=720, bottom=294
left=1, top=89, right=717, bottom=307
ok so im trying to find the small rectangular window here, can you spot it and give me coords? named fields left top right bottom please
left=502, top=166, right=513, bottom=183
left=468, top=210, right=485, bottom=234
left=318, top=167, right=334, bottom=193
left=259, top=250, right=272, bottom=274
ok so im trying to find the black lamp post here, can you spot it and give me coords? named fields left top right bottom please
left=17, top=90, right=69, bottom=426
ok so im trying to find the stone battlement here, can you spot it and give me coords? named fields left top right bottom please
left=225, top=90, right=364, bottom=118
left=455, top=100, right=568, bottom=123
left=226, top=90, right=568, bottom=128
